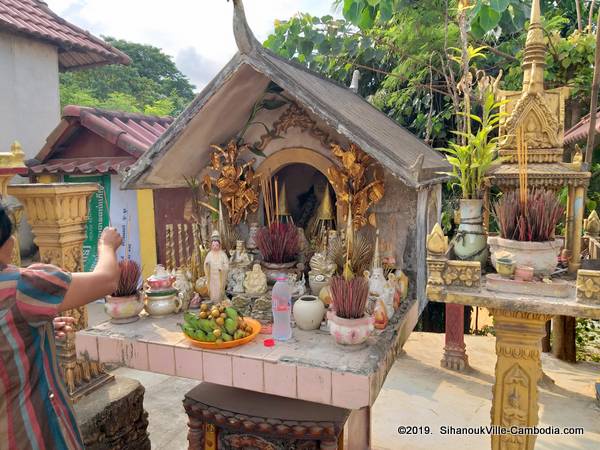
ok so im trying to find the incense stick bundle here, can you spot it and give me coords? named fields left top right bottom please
left=260, top=173, right=277, bottom=227
left=516, top=127, right=528, bottom=206
left=330, top=276, right=369, bottom=319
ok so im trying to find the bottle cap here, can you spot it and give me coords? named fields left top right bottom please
left=263, top=338, right=275, bottom=347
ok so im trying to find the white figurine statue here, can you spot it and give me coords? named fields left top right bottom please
left=204, top=230, right=229, bottom=303
left=230, top=239, right=252, bottom=268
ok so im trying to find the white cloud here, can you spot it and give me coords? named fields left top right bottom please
left=45, top=0, right=339, bottom=90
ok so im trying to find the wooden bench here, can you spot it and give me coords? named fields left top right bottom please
left=183, top=383, right=349, bottom=449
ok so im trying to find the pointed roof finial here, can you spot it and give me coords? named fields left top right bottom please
left=522, top=0, right=545, bottom=93
left=231, top=0, right=260, bottom=55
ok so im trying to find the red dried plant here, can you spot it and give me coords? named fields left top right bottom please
left=330, top=276, right=369, bottom=319
left=493, top=190, right=565, bottom=242
left=255, top=222, right=299, bottom=264
left=113, top=260, right=142, bottom=297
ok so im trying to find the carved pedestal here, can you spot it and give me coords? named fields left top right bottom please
left=7, top=183, right=113, bottom=400
left=184, top=383, right=347, bottom=450
left=489, top=309, right=551, bottom=450
left=442, top=303, right=468, bottom=371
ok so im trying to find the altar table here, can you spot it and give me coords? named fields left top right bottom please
left=428, top=276, right=600, bottom=450
left=76, top=298, right=419, bottom=450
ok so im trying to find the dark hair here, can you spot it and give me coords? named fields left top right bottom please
left=0, top=204, right=14, bottom=247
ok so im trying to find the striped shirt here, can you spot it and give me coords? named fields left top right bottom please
left=0, top=263, right=83, bottom=450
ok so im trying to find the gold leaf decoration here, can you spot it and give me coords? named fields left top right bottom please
left=327, top=143, right=385, bottom=230
left=202, top=140, right=260, bottom=225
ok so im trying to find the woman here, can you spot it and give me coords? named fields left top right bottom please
left=0, top=203, right=122, bottom=450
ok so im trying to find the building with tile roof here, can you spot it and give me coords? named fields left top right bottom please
left=27, top=105, right=172, bottom=274
left=0, top=0, right=131, bottom=159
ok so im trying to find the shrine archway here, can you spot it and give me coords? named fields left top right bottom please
left=255, top=147, right=341, bottom=227
left=255, top=147, right=334, bottom=181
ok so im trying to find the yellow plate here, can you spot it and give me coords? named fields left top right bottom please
left=184, top=317, right=261, bottom=349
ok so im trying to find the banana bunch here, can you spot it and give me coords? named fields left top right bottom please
left=180, top=303, right=253, bottom=344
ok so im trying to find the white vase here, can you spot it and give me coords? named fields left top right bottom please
left=293, top=295, right=325, bottom=331
left=454, top=199, right=488, bottom=265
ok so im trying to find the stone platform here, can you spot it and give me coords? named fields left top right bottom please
left=75, top=376, right=150, bottom=450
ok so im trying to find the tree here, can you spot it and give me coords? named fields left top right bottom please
left=60, top=38, right=196, bottom=116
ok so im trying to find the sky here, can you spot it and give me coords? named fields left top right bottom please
left=46, top=0, right=340, bottom=91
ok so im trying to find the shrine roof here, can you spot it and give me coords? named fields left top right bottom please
left=489, top=162, right=590, bottom=188
left=0, top=0, right=130, bottom=70
left=27, top=105, right=173, bottom=175
left=122, top=0, right=449, bottom=190
left=564, top=112, right=600, bottom=146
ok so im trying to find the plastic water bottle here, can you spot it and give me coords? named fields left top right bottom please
left=272, top=275, right=292, bottom=341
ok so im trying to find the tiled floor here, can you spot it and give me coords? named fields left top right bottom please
left=89, top=304, right=600, bottom=449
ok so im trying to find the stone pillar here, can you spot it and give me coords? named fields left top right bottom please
left=442, top=304, right=468, bottom=371
left=7, top=183, right=113, bottom=400
left=489, top=309, right=551, bottom=450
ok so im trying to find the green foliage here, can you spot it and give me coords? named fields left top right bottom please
left=60, top=37, right=194, bottom=116
left=576, top=318, right=600, bottom=362
left=441, top=83, right=505, bottom=199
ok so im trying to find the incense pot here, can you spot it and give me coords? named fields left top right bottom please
left=488, top=236, right=563, bottom=276
left=327, top=310, right=374, bottom=346
left=105, top=292, right=144, bottom=324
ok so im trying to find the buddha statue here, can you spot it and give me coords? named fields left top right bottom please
left=230, top=240, right=252, bottom=268
left=243, top=263, right=268, bottom=295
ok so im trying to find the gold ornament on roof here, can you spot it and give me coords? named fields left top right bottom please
left=202, top=140, right=259, bottom=225
left=327, top=143, right=384, bottom=230
left=427, top=223, right=448, bottom=257
left=0, top=141, right=26, bottom=169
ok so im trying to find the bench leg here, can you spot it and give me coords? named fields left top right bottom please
left=347, top=406, right=371, bottom=450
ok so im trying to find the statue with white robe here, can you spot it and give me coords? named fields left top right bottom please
left=204, top=231, right=229, bottom=303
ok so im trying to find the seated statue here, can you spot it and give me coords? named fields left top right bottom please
left=243, top=263, right=268, bottom=295
left=230, top=239, right=252, bottom=269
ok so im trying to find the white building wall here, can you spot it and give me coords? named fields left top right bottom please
left=0, top=29, right=60, bottom=158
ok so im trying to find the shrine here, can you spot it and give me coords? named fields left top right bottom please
left=75, top=0, right=452, bottom=448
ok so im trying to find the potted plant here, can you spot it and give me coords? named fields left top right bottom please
left=105, top=260, right=144, bottom=324
left=255, top=222, right=299, bottom=283
left=489, top=189, right=565, bottom=276
left=328, top=275, right=373, bottom=345
left=442, top=78, right=504, bottom=264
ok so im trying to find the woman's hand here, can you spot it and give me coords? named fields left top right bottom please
left=99, top=227, right=122, bottom=251
left=53, top=316, right=76, bottom=339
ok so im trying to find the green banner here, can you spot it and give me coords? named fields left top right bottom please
left=65, top=175, right=111, bottom=272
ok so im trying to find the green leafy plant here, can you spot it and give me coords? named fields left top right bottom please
left=441, top=82, right=505, bottom=199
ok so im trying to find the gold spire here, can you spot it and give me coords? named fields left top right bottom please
left=316, top=184, right=334, bottom=221
left=522, top=0, right=545, bottom=93
left=276, top=182, right=291, bottom=218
